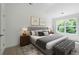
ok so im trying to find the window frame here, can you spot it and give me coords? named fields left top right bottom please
left=56, top=18, right=78, bottom=35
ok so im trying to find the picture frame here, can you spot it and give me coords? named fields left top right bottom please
left=30, top=16, right=40, bottom=26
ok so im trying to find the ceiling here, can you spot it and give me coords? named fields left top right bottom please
left=25, top=3, right=79, bottom=19
left=5, top=3, right=79, bottom=19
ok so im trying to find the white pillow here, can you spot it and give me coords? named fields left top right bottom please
left=44, top=31, right=49, bottom=36
left=31, top=31, right=35, bottom=35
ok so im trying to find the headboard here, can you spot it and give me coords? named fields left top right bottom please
left=28, top=26, right=48, bottom=31
left=28, top=26, right=49, bottom=35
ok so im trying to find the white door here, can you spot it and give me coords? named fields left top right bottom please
left=0, top=4, right=6, bottom=55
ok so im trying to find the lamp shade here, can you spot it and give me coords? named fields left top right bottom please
left=22, top=27, right=28, bottom=31
left=21, top=27, right=30, bottom=36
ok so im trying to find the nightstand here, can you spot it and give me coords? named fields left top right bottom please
left=20, top=35, right=30, bottom=47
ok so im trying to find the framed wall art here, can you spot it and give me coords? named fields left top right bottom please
left=30, top=16, right=40, bottom=26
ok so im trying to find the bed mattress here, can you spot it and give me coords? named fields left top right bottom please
left=31, top=34, right=68, bottom=49
left=30, top=34, right=68, bottom=55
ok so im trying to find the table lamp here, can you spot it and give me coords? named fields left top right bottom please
left=21, top=27, right=30, bottom=36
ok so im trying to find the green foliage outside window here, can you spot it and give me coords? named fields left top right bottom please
left=56, top=19, right=76, bottom=34
left=66, top=27, right=76, bottom=33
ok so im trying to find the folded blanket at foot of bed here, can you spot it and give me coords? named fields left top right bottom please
left=53, top=39, right=75, bottom=55
left=36, top=34, right=68, bottom=50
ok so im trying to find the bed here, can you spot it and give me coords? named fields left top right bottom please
left=28, top=26, right=71, bottom=55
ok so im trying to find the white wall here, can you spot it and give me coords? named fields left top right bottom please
left=5, top=4, right=50, bottom=48
left=5, top=4, right=31, bottom=47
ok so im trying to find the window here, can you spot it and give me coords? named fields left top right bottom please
left=56, top=18, right=77, bottom=34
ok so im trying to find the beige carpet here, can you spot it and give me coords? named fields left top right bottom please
left=3, top=42, right=79, bottom=55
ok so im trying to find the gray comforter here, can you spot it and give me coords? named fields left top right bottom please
left=36, top=34, right=63, bottom=49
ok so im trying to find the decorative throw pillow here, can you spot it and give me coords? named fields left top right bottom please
left=38, top=32, right=45, bottom=36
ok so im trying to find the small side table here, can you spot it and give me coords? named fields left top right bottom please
left=20, top=35, right=30, bottom=47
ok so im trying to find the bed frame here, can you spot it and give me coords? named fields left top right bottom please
left=28, top=26, right=75, bottom=55
left=28, top=26, right=48, bottom=31
left=28, top=26, right=54, bottom=55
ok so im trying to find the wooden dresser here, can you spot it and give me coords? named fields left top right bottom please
left=20, top=35, right=30, bottom=47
